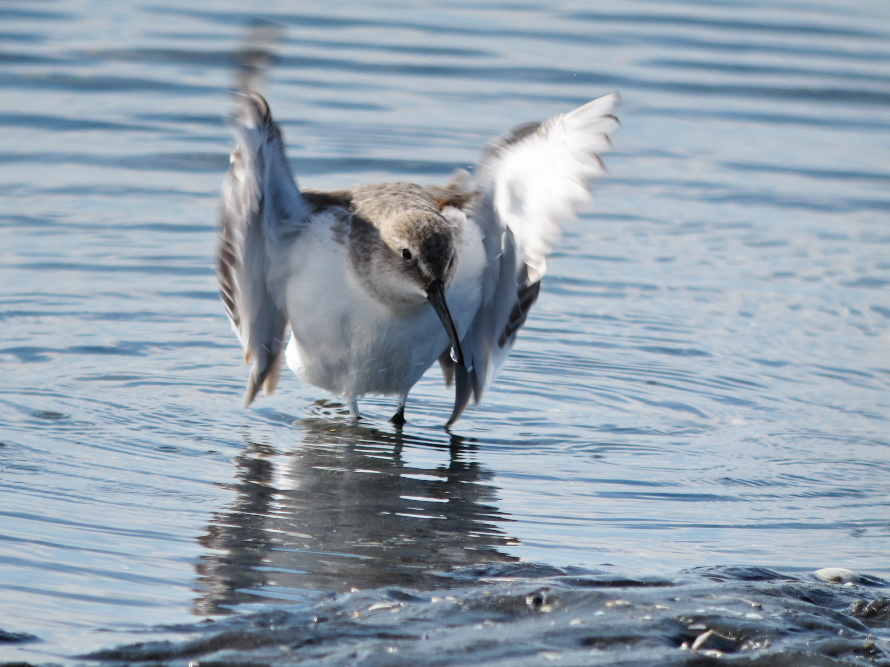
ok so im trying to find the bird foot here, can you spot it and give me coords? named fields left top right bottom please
left=390, top=407, right=406, bottom=427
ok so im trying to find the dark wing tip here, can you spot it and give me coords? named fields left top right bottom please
left=501, top=120, right=543, bottom=147
left=243, top=375, right=262, bottom=408
left=216, top=234, right=240, bottom=329
left=445, top=365, right=472, bottom=428
left=498, top=280, right=541, bottom=348
left=445, top=362, right=484, bottom=429
left=236, top=21, right=285, bottom=93
left=479, top=121, right=542, bottom=167
left=439, top=349, right=456, bottom=387
left=242, top=349, right=284, bottom=408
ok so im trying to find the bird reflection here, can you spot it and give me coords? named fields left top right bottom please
left=194, top=417, right=518, bottom=615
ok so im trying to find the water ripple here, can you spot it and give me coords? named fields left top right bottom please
left=1, top=0, right=889, bottom=662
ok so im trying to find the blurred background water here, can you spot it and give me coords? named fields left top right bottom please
left=0, top=0, right=888, bottom=663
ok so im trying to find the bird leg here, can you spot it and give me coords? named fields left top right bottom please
left=390, top=397, right=407, bottom=427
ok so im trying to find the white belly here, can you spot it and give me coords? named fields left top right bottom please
left=281, top=217, right=484, bottom=402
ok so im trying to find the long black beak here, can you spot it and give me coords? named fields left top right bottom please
left=426, top=279, right=465, bottom=367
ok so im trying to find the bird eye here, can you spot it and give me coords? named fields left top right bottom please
left=401, top=248, right=412, bottom=261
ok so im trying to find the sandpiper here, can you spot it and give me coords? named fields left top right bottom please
left=218, top=39, right=619, bottom=427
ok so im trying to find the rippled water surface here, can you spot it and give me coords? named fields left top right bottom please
left=1, top=0, right=889, bottom=663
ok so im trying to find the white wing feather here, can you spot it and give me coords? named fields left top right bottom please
left=446, top=93, right=620, bottom=425
left=491, top=94, right=619, bottom=283
left=218, top=91, right=310, bottom=406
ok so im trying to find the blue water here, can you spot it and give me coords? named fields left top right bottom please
left=1, top=0, right=889, bottom=663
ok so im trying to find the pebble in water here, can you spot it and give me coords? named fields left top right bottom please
left=815, top=567, right=861, bottom=584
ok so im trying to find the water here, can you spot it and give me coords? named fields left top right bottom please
left=1, top=0, right=889, bottom=663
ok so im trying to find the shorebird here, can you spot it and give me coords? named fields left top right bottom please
left=217, top=40, right=619, bottom=428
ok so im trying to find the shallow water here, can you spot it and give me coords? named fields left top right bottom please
left=1, top=0, right=889, bottom=664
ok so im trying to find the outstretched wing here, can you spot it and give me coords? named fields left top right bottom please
left=445, top=92, right=620, bottom=426
left=218, top=78, right=311, bottom=407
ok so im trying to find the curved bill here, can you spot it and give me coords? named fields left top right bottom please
left=426, top=279, right=465, bottom=367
